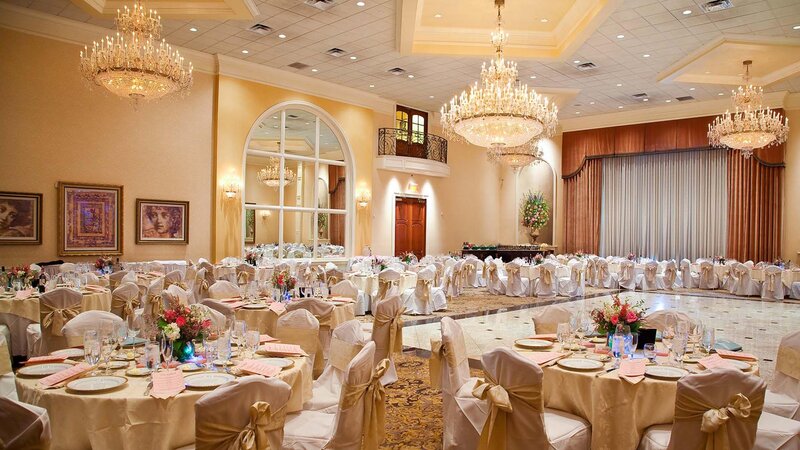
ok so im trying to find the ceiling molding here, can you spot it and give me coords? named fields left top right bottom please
left=786, top=93, right=800, bottom=111
left=559, top=91, right=790, bottom=132
left=70, top=0, right=258, bottom=20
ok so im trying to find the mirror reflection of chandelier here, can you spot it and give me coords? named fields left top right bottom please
left=440, top=0, right=558, bottom=153
left=708, top=60, right=789, bottom=159
left=487, top=140, right=543, bottom=169
left=257, top=158, right=296, bottom=188
left=78, top=0, right=193, bottom=103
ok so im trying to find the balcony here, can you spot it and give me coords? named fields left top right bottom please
left=376, top=128, right=450, bottom=177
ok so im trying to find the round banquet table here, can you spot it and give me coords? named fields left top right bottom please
left=15, top=354, right=311, bottom=450
left=520, top=345, right=761, bottom=450
left=0, top=289, right=112, bottom=356
left=345, top=272, right=418, bottom=297
left=235, top=298, right=356, bottom=335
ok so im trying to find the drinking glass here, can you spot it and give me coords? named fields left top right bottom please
left=245, top=330, right=260, bottom=359
left=233, top=320, right=247, bottom=350
left=160, top=335, right=173, bottom=370
left=643, top=343, right=657, bottom=363
left=217, top=332, right=232, bottom=372
left=127, top=314, right=141, bottom=352
left=626, top=332, right=638, bottom=359
left=101, top=336, right=115, bottom=374
left=612, top=328, right=625, bottom=367
left=702, top=328, right=716, bottom=354
left=144, top=342, right=160, bottom=371
left=673, top=335, right=687, bottom=367
left=204, top=338, right=218, bottom=372
left=556, top=323, right=570, bottom=351
left=313, top=287, right=323, bottom=298
left=84, top=330, right=100, bottom=374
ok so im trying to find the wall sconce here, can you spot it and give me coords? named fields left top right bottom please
left=222, top=178, right=240, bottom=199
left=357, top=191, right=371, bottom=208
left=407, top=176, right=419, bottom=194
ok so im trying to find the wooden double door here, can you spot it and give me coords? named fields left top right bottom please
left=394, top=197, right=426, bottom=259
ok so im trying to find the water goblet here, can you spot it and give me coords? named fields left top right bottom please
left=100, top=336, right=115, bottom=375
left=83, top=330, right=100, bottom=375
left=160, top=334, right=173, bottom=371
left=556, top=323, right=570, bottom=352
left=702, top=328, right=715, bottom=354
left=245, top=330, right=260, bottom=359
left=204, top=338, right=218, bottom=372
left=643, top=343, right=657, bottom=364
left=673, top=335, right=688, bottom=367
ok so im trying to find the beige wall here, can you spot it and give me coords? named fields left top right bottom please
left=0, top=28, right=214, bottom=266
left=783, top=108, right=800, bottom=265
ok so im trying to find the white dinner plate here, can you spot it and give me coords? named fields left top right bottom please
left=114, top=352, right=136, bottom=361
left=212, top=359, right=235, bottom=366
left=242, top=303, right=267, bottom=309
left=50, top=348, right=84, bottom=359
left=557, top=358, right=604, bottom=371
left=259, top=358, right=294, bottom=369
left=645, top=366, right=689, bottom=380
left=682, top=354, right=704, bottom=363
left=726, top=359, right=752, bottom=371
left=586, top=353, right=611, bottom=362
left=99, top=361, right=129, bottom=370
left=67, top=376, right=127, bottom=393
left=590, top=337, right=608, bottom=344
left=185, top=373, right=236, bottom=389
left=126, top=367, right=151, bottom=377
left=18, top=363, right=74, bottom=377
left=178, top=363, right=203, bottom=372
left=514, top=339, right=554, bottom=350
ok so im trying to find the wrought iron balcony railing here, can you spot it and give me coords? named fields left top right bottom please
left=378, top=128, right=448, bottom=164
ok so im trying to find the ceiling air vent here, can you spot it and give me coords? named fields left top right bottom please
left=325, top=48, right=346, bottom=57
left=676, top=96, right=695, bottom=102
left=305, top=0, right=336, bottom=11
left=576, top=62, right=596, bottom=71
left=700, top=0, right=733, bottom=13
left=632, top=93, right=648, bottom=98
left=288, top=62, right=309, bottom=70
left=248, top=23, right=272, bottom=35
left=387, top=67, right=406, bottom=75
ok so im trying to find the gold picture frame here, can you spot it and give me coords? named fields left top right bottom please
left=58, top=182, right=123, bottom=256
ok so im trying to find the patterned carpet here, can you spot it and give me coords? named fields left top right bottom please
left=381, top=352, right=483, bottom=449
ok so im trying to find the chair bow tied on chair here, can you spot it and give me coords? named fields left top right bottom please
left=701, top=265, right=713, bottom=283
left=417, top=278, right=432, bottom=305
left=540, top=267, right=552, bottom=286
left=471, top=374, right=546, bottom=450
left=765, top=272, right=778, bottom=292
left=237, top=271, right=251, bottom=285
left=148, top=293, right=164, bottom=317
left=676, top=392, right=761, bottom=450
left=701, top=393, right=752, bottom=434
left=122, top=297, right=141, bottom=320
left=375, top=306, right=405, bottom=355
left=377, top=279, right=398, bottom=301
left=599, top=264, right=610, bottom=281
left=340, top=359, right=389, bottom=450
left=485, top=265, right=498, bottom=284
left=587, top=261, right=596, bottom=282
left=199, top=278, right=210, bottom=292
left=645, top=265, right=657, bottom=282
left=41, top=305, right=81, bottom=336
left=464, top=264, right=476, bottom=281
left=665, top=266, right=677, bottom=284
left=326, top=275, right=340, bottom=289
left=197, top=400, right=286, bottom=450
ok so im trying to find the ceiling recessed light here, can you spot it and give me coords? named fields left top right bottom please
left=278, top=34, right=286, bottom=39
left=407, top=74, right=414, bottom=78
left=429, top=95, right=434, bottom=99
left=189, top=27, right=198, bottom=32
left=575, top=111, right=581, bottom=114
left=369, top=84, right=375, bottom=88
left=241, top=49, right=249, bottom=54
left=272, top=116, right=278, bottom=119
left=616, top=83, right=622, bottom=87
left=794, top=25, right=800, bottom=30
left=682, top=9, right=692, bottom=15
left=356, top=1, right=365, bottom=6
left=665, top=99, right=672, bottom=103
left=689, top=87, right=696, bottom=91
left=573, top=60, right=581, bottom=64
left=311, top=68, right=318, bottom=72
left=616, top=34, right=625, bottom=39
left=643, top=98, right=649, bottom=102
left=618, top=105, right=624, bottom=109
left=643, top=54, right=650, bottom=57
left=540, top=18, right=548, bottom=23
left=529, top=75, right=537, bottom=79
left=704, top=71, right=711, bottom=74
left=589, top=101, right=595, bottom=105
left=718, top=92, right=724, bottom=96
left=349, top=56, right=357, bottom=60
left=434, top=13, right=442, bottom=18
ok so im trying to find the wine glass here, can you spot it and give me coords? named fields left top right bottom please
left=556, top=323, right=570, bottom=352
left=673, top=335, right=687, bottom=367
left=160, top=334, right=173, bottom=371
left=84, top=330, right=100, bottom=375
left=643, top=343, right=657, bottom=363
left=702, top=328, right=716, bottom=354
left=245, top=330, right=260, bottom=359
left=232, top=320, right=247, bottom=351
left=126, top=314, right=140, bottom=353
left=100, top=336, right=115, bottom=375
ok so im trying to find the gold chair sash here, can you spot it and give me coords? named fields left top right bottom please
left=571, top=266, right=584, bottom=284
left=622, top=264, right=633, bottom=281
left=237, top=271, right=251, bottom=285
left=302, top=267, right=315, bottom=286
left=338, top=359, right=389, bottom=450
left=429, top=337, right=467, bottom=390
left=645, top=265, right=657, bottom=283
left=434, top=268, right=443, bottom=286
left=464, top=264, right=476, bottom=283
left=275, top=328, right=319, bottom=360
left=329, top=337, right=365, bottom=372
left=148, top=294, right=164, bottom=318
left=776, top=345, right=800, bottom=381
left=765, top=272, right=778, bottom=292
left=701, top=265, right=714, bottom=284
left=587, top=261, right=596, bottom=282
left=377, top=278, right=398, bottom=301
left=374, top=305, right=404, bottom=355
left=199, top=278, right=210, bottom=292
left=0, top=338, right=12, bottom=375
left=675, top=392, right=761, bottom=450
left=113, top=296, right=141, bottom=321
left=471, top=374, right=547, bottom=450
left=41, top=304, right=81, bottom=336
left=196, top=400, right=286, bottom=450
left=540, top=267, right=552, bottom=286
left=485, top=265, right=497, bottom=283
left=326, top=276, right=340, bottom=288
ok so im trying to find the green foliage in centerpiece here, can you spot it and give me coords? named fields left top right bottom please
left=520, top=191, right=550, bottom=230
left=590, top=295, right=648, bottom=334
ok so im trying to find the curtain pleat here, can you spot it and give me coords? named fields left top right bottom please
left=726, top=153, right=783, bottom=262
left=598, top=150, right=728, bottom=261
left=564, top=159, right=602, bottom=254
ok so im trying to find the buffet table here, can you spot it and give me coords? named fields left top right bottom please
left=463, top=245, right=557, bottom=261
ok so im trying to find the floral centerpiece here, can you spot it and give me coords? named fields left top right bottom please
left=574, top=250, right=585, bottom=259
left=95, top=256, right=113, bottom=272
left=627, top=252, right=636, bottom=261
left=8, top=265, right=39, bottom=290
left=400, top=251, right=416, bottom=264
left=373, top=256, right=388, bottom=272
left=244, top=251, right=257, bottom=266
left=271, top=270, right=297, bottom=300
left=520, top=191, right=549, bottom=243
left=590, top=295, right=647, bottom=335
left=157, top=300, right=212, bottom=362
left=533, top=254, right=544, bottom=265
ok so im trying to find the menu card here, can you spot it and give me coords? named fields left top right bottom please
left=150, top=369, right=186, bottom=399
left=699, top=354, right=734, bottom=370
left=619, top=359, right=646, bottom=384
left=260, top=343, right=307, bottom=356
left=25, top=355, right=67, bottom=365
left=716, top=349, right=757, bottom=361
left=522, top=351, right=562, bottom=366
left=238, top=359, right=281, bottom=377
left=268, top=302, right=287, bottom=315
left=38, top=362, right=92, bottom=388
left=260, top=334, right=278, bottom=343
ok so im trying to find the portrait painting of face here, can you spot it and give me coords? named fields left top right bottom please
left=59, top=182, right=122, bottom=255
left=136, top=199, right=189, bottom=244
left=0, top=192, right=42, bottom=244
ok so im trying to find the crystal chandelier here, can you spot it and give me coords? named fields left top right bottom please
left=257, top=158, right=296, bottom=188
left=79, top=0, right=193, bottom=103
left=440, top=0, right=558, bottom=152
left=487, top=140, right=543, bottom=169
left=708, top=60, right=789, bottom=159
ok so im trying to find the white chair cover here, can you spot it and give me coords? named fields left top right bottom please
left=275, top=310, right=320, bottom=375
left=639, top=261, right=661, bottom=291
left=642, top=311, right=696, bottom=332
left=307, top=320, right=366, bottom=413
left=534, top=263, right=558, bottom=298
left=596, top=259, right=618, bottom=289
left=208, top=280, right=241, bottom=300
left=765, top=331, right=800, bottom=420
left=371, top=295, right=404, bottom=386
left=698, top=261, right=720, bottom=290
left=193, top=304, right=226, bottom=330
left=235, top=264, right=257, bottom=286
left=200, top=299, right=235, bottom=322
left=505, top=261, right=530, bottom=297
left=474, top=347, right=591, bottom=449
left=62, top=311, right=123, bottom=347
left=532, top=305, right=572, bottom=334
left=558, top=260, right=585, bottom=297
left=484, top=260, right=507, bottom=296
left=110, top=282, right=141, bottom=320
left=80, top=272, right=101, bottom=286
left=330, top=279, right=368, bottom=316
left=374, top=268, right=402, bottom=310
left=286, top=299, right=335, bottom=378
left=680, top=259, right=699, bottom=290
left=142, top=277, right=165, bottom=318
left=194, top=375, right=291, bottom=450
left=165, top=284, right=191, bottom=306
left=0, top=334, right=16, bottom=400
left=618, top=261, right=640, bottom=290
left=761, top=265, right=785, bottom=300
left=26, top=287, right=83, bottom=356
left=121, top=271, right=137, bottom=284
left=59, top=263, right=76, bottom=273
left=462, top=259, right=481, bottom=288
left=0, top=397, right=51, bottom=450
left=402, top=267, right=445, bottom=315
left=660, top=260, right=680, bottom=290
left=791, top=282, right=800, bottom=300
left=732, top=263, right=762, bottom=297
left=108, top=270, right=130, bottom=290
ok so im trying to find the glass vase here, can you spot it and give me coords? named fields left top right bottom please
left=173, top=339, right=195, bottom=362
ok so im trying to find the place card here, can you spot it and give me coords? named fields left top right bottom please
left=698, top=354, right=734, bottom=370
left=260, top=343, right=307, bottom=356
left=716, top=349, right=757, bottom=361
left=150, top=369, right=185, bottom=398
left=522, top=351, right=562, bottom=366
left=38, top=362, right=92, bottom=388
left=619, top=359, right=646, bottom=384
left=268, top=302, right=286, bottom=315
left=260, top=334, right=277, bottom=343
left=238, top=359, right=281, bottom=377
left=25, top=355, right=67, bottom=365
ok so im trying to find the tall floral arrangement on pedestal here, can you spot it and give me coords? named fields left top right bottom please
left=520, top=191, right=549, bottom=243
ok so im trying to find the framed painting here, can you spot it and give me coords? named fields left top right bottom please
left=58, top=182, right=123, bottom=256
left=245, top=209, right=255, bottom=244
left=136, top=199, right=189, bottom=244
left=0, top=192, right=42, bottom=245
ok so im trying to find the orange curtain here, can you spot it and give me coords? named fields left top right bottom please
left=726, top=153, right=783, bottom=262
left=563, top=159, right=602, bottom=254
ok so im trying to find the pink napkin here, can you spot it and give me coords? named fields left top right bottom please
left=594, top=347, right=610, bottom=355
left=699, top=354, right=734, bottom=370
left=238, top=359, right=281, bottom=377
left=583, top=343, right=596, bottom=349
left=25, top=355, right=67, bottom=365
left=260, top=334, right=277, bottom=343
left=619, top=359, right=646, bottom=384
left=529, top=334, right=558, bottom=341
left=15, top=289, right=33, bottom=300
left=655, top=350, right=669, bottom=357
left=268, top=302, right=286, bottom=315
left=716, top=349, right=757, bottom=361
left=260, top=343, right=307, bottom=356
left=38, top=363, right=92, bottom=388
left=150, top=369, right=185, bottom=399
left=328, top=296, right=355, bottom=303
left=522, top=351, right=562, bottom=366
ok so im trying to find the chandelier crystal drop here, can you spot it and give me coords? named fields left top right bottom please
left=487, top=141, right=543, bottom=169
left=708, top=60, right=789, bottom=159
left=440, top=0, right=558, bottom=152
left=257, top=158, right=296, bottom=189
left=79, top=0, right=193, bottom=103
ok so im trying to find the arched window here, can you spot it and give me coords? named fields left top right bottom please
left=411, top=114, right=425, bottom=144
left=243, top=104, right=352, bottom=259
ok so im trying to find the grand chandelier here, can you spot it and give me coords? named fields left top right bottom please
left=440, top=0, right=558, bottom=152
left=257, top=158, right=296, bottom=188
left=79, top=0, right=193, bottom=103
left=708, top=60, right=789, bottom=159
left=487, top=140, right=543, bottom=169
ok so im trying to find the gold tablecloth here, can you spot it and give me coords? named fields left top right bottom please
left=529, top=349, right=761, bottom=450
left=15, top=355, right=311, bottom=450
left=214, top=266, right=273, bottom=283
left=345, top=272, right=417, bottom=297
left=235, top=300, right=355, bottom=335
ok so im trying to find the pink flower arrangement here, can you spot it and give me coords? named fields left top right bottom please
left=590, top=295, right=647, bottom=334
left=271, top=271, right=297, bottom=291
left=627, top=252, right=636, bottom=261
left=533, top=254, right=544, bottom=265
left=520, top=191, right=550, bottom=230
left=158, top=299, right=211, bottom=342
